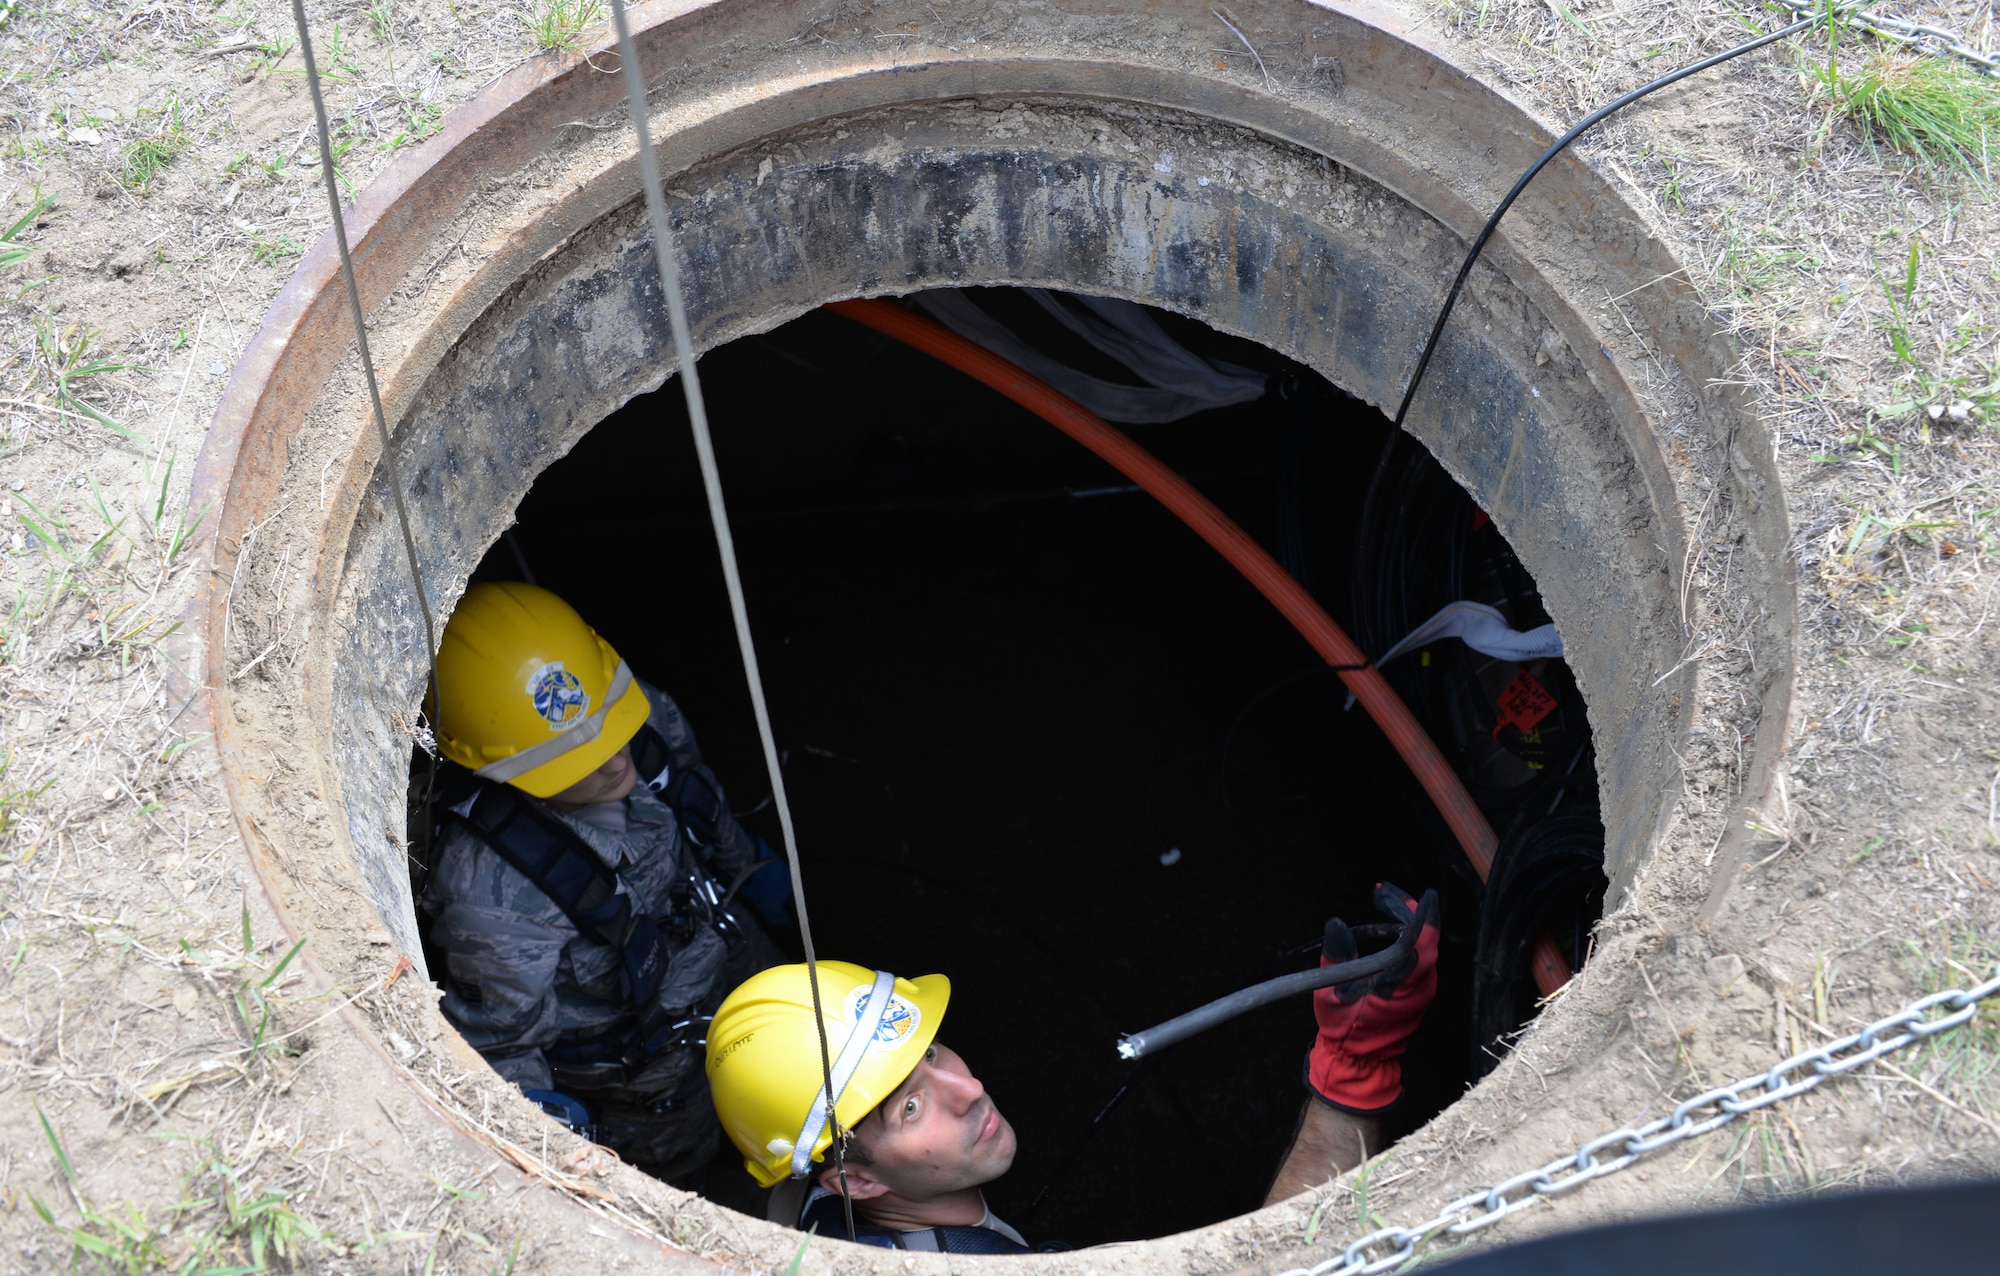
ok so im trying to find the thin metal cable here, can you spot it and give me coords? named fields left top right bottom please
left=604, top=0, right=853, bottom=1238
left=290, top=0, right=439, bottom=736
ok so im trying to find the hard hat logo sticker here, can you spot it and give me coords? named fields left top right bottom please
left=526, top=662, right=590, bottom=730
left=845, top=985, right=921, bottom=1048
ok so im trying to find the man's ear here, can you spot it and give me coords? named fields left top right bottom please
left=817, top=1159, right=891, bottom=1201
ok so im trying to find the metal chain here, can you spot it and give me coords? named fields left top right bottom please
left=1276, top=967, right=2000, bottom=1276
left=1764, top=0, right=2000, bottom=76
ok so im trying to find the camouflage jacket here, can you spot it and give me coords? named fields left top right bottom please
left=421, top=682, right=760, bottom=1093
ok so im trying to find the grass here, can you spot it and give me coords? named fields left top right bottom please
left=1808, top=39, right=2000, bottom=178
left=9, top=489, right=118, bottom=566
left=523, top=0, right=602, bottom=53
left=31, top=315, right=143, bottom=443
left=180, top=1138, right=324, bottom=1268
left=119, top=93, right=189, bottom=191
left=137, top=453, right=208, bottom=571
left=783, top=1225, right=816, bottom=1276
left=1850, top=234, right=2000, bottom=432
left=27, top=1109, right=182, bottom=1275
left=1349, top=1157, right=1389, bottom=1233
left=121, top=138, right=178, bottom=191
left=249, top=232, right=304, bottom=265
left=1904, top=931, right=2000, bottom=1116
left=0, top=747, right=54, bottom=842
left=316, top=23, right=362, bottom=79
left=138, top=913, right=311, bottom=1105
left=385, top=94, right=443, bottom=150
left=1, top=452, right=204, bottom=672
left=250, top=33, right=294, bottom=75
left=223, top=907, right=310, bottom=1067
left=30, top=1108, right=324, bottom=1272
left=2, top=190, right=56, bottom=272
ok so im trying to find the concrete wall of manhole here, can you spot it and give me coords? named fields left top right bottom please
left=190, top=0, right=1795, bottom=1264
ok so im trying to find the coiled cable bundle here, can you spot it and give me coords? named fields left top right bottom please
left=1351, top=435, right=1597, bottom=844
left=1350, top=436, right=1607, bottom=1064
left=1470, top=808, right=1608, bottom=1076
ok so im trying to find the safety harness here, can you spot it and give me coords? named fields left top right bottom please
left=796, top=1193, right=1033, bottom=1254
left=440, top=722, right=740, bottom=1082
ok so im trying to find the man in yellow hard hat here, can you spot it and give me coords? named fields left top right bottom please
left=706, top=962, right=1033, bottom=1253
left=423, top=581, right=787, bottom=1183
left=706, top=884, right=1437, bottom=1253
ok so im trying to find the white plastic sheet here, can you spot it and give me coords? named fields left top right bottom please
left=1375, top=600, right=1563, bottom=666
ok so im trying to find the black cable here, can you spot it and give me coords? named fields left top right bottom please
left=750, top=328, right=893, bottom=375
left=808, top=851, right=1234, bottom=1214
left=1389, top=9, right=1825, bottom=435
left=1143, top=749, right=1226, bottom=856
left=503, top=528, right=538, bottom=585
left=1019, top=929, right=1377, bottom=1225
left=1355, top=12, right=1830, bottom=652
left=1469, top=807, right=1606, bottom=1077
left=1217, top=666, right=1332, bottom=834
left=1018, top=1064, right=1153, bottom=1224
left=1353, top=425, right=1600, bottom=835
left=1117, top=921, right=1418, bottom=1059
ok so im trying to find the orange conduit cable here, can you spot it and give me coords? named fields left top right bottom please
left=824, top=297, right=1572, bottom=999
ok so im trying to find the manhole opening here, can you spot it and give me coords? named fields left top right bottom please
left=402, top=289, right=1605, bottom=1246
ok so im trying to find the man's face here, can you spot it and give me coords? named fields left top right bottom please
left=829, top=1044, right=1017, bottom=1204
left=544, top=744, right=637, bottom=810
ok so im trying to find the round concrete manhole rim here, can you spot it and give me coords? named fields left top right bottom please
left=186, top=1, right=1796, bottom=1267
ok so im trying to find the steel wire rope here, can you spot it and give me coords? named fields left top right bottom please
left=602, top=0, right=855, bottom=1239
left=290, top=0, right=441, bottom=835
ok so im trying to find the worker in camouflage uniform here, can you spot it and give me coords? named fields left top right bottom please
left=422, top=582, right=786, bottom=1182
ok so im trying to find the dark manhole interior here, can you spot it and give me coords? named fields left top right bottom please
left=410, top=290, right=1606, bottom=1247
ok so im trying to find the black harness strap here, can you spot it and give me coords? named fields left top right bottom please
left=447, top=783, right=677, bottom=1067
left=440, top=721, right=745, bottom=1074
left=796, top=1194, right=1032, bottom=1255
left=629, top=724, right=724, bottom=850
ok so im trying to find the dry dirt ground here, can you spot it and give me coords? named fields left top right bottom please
left=1, top=0, right=1999, bottom=1273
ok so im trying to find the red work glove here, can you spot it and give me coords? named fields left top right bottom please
left=1306, top=881, right=1441, bottom=1114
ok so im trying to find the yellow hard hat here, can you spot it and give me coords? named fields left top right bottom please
left=707, top=961, right=950, bottom=1187
left=435, top=582, right=652, bottom=798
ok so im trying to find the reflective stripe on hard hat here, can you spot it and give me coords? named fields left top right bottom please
left=473, top=660, right=634, bottom=784
left=707, top=962, right=949, bottom=1188
left=791, top=969, right=896, bottom=1180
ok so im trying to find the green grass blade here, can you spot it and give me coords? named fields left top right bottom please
left=1545, top=0, right=1594, bottom=43
left=153, top=453, right=174, bottom=524
left=14, top=509, right=73, bottom=561
left=36, top=1105, right=77, bottom=1186
left=57, top=390, right=144, bottom=444
left=783, top=1224, right=817, bottom=1276
left=260, top=937, right=308, bottom=988
left=3, top=193, right=56, bottom=244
